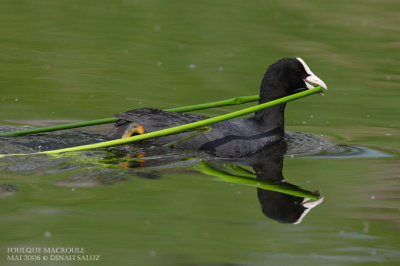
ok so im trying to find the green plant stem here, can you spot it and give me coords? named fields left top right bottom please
left=0, top=95, right=260, bottom=136
left=0, top=118, right=120, bottom=136
left=0, top=86, right=323, bottom=158
left=167, top=95, right=259, bottom=112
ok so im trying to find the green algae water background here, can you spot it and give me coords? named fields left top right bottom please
left=0, top=0, right=399, bottom=265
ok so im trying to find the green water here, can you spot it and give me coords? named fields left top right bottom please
left=1, top=0, right=399, bottom=265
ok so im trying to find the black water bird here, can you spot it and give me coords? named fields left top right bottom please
left=107, top=58, right=327, bottom=157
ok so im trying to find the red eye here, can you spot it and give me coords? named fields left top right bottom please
left=295, top=68, right=301, bottom=72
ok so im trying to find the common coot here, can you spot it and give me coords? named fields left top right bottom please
left=107, top=58, right=327, bottom=157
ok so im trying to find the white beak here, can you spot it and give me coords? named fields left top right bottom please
left=296, top=58, right=328, bottom=91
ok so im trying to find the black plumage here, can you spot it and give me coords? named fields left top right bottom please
left=106, top=58, right=327, bottom=157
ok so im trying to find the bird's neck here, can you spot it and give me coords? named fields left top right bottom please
left=254, top=101, right=286, bottom=136
left=254, top=77, right=288, bottom=136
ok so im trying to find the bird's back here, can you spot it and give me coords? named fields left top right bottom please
left=107, top=108, right=283, bottom=157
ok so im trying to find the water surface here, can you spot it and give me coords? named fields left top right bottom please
left=1, top=0, right=399, bottom=265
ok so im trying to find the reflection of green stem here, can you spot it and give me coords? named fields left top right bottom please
left=196, top=162, right=320, bottom=199
left=225, top=164, right=256, bottom=178
left=0, top=95, right=260, bottom=137
left=0, top=86, right=323, bottom=158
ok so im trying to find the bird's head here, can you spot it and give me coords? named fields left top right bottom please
left=260, top=57, right=328, bottom=101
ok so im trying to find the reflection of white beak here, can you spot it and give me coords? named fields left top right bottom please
left=296, top=58, right=328, bottom=92
left=293, top=196, right=324, bottom=225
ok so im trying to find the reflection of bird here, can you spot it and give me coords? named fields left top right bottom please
left=246, top=142, right=323, bottom=224
left=107, top=58, right=327, bottom=157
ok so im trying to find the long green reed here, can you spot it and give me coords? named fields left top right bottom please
left=0, top=86, right=323, bottom=158
left=0, top=95, right=259, bottom=136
